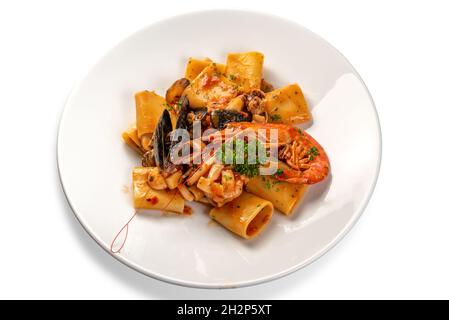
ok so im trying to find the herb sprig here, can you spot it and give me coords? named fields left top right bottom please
left=217, top=139, right=266, bottom=178
left=270, top=114, right=282, bottom=122
left=308, top=147, right=319, bottom=161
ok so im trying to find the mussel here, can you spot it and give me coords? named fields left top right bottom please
left=141, top=149, right=156, bottom=167
left=166, top=78, right=190, bottom=105
left=153, top=109, right=173, bottom=170
left=173, top=96, right=211, bottom=131
left=210, top=109, right=252, bottom=130
left=173, top=95, right=189, bottom=132
left=168, top=96, right=192, bottom=168
left=186, top=108, right=208, bottom=129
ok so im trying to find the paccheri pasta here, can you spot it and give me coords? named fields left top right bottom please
left=122, top=52, right=330, bottom=239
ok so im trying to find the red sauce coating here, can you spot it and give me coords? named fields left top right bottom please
left=146, top=196, right=159, bottom=205
left=183, top=206, right=192, bottom=215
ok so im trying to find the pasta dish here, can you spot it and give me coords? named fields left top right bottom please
left=122, top=52, right=330, bottom=239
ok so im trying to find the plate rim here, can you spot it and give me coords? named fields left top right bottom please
left=57, top=9, right=382, bottom=289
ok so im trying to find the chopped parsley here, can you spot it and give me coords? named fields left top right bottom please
left=263, top=178, right=281, bottom=190
left=270, top=114, right=282, bottom=122
left=217, top=139, right=265, bottom=178
left=229, top=74, right=237, bottom=81
left=308, top=146, right=319, bottom=160
left=275, top=168, right=284, bottom=176
left=264, top=180, right=271, bottom=189
left=235, top=163, right=260, bottom=178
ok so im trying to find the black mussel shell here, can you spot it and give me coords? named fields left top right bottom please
left=153, top=109, right=173, bottom=170
left=210, top=109, right=252, bottom=130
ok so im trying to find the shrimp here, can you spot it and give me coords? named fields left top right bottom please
left=225, top=122, right=330, bottom=184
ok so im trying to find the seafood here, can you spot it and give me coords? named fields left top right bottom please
left=194, top=164, right=247, bottom=207
left=121, top=51, right=333, bottom=242
left=186, top=108, right=208, bottom=128
left=166, top=78, right=190, bottom=105
left=152, top=109, right=173, bottom=171
left=225, top=122, right=330, bottom=184
left=245, top=89, right=266, bottom=115
left=172, top=95, right=190, bottom=133
left=225, top=90, right=266, bottom=115
left=141, top=149, right=156, bottom=167
left=144, top=154, right=246, bottom=207
left=210, top=109, right=252, bottom=130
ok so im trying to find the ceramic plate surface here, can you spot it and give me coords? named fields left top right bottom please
left=58, top=10, right=381, bottom=288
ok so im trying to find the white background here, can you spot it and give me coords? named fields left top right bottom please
left=0, top=0, right=448, bottom=299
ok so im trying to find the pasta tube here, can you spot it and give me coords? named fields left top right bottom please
left=245, top=164, right=308, bottom=215
left=133, top=167, right=184, bottom=214
left=122, top=123, right=144, bottom=154
left=135, top=90, right=167, bottom=149
left=183, top=64, right=238, bottom=109
left=265, top=83, right=312, bottom=125
left=185, top=57, right=225, bottom=81
left=225, top=52, right=264, bottom=91
left=209, top=192, right=273, bottom=239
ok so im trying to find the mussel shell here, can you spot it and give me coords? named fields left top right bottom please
left=170, top=95, right=190, bottom=151
left=210, top=109, right=252, bottom=130
left=166, top=78, right=190, bottom=105
left=174, top=95, right=189, bottom=131
left=168, top=96, right=192, bottom=171
left=141, top=149, right=156, bottom=167
left=188, top=108, right=208, bottom=129
left=153, top=109, right=173, bottom=170
left=192, top=108, right=207, bottom=121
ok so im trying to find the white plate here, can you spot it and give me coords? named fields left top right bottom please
left=57, top=10, right=381, bottom=288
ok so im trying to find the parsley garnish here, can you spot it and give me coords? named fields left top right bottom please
left=270, top=114, right=282, bottom=122
left=217, top=139, right=264, bottom=178
left=275, top=168, right=284, bottom=176
left=229, top=74, right=236, bottom=81
left=263, top=179, right=280, bottom=190
left=235, top=163, right=259, bottom=178
left=264, top=180, right=271, bottom=189
left=308, top=147, right=319, bottom=160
